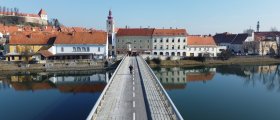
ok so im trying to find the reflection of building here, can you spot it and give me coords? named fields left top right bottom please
left=154, top=67, right=216, bottom=90
left=7, top=71, right=110, bottom=93
left=186, top=72, right=215, bottom=82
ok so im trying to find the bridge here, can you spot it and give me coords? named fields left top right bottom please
left=86, top=56, right=183, bottom=120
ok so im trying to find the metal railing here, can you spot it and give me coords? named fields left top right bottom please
left=86, top=56, right=126, bottom=120
left=139, top=56, right=184, bottom=120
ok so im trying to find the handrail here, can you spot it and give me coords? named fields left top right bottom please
left=139, top=56, right=184, bottom=120
left=86, top=55, right=126, bottom=120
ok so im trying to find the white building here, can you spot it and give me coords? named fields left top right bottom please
left=187, top=36, right=220, bottom=57
left=152, top=29, right=187, bottom=57
left=37, top=31, right=108, bottom=61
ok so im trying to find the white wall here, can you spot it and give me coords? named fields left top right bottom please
left=152, top=36, right=187, bottom=56
left=50, top=44, right=106, bottom=55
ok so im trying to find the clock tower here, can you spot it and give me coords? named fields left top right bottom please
left=106, top=10, right=116, bottom=57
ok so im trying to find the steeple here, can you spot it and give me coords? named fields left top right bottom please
left=257, top=21, right=260, bottom=32
left=108, top=9, right=113, bottom=19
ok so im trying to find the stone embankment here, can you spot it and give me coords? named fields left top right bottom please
left=0, top=60, right=114, bottom=72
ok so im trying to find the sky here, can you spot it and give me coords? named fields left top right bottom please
left=0, top=0, right=280, bottom=34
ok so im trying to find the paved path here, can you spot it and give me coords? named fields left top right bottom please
left=93, top=57, right=147, bottom=120
left=88, top=56, right=182, bottom=120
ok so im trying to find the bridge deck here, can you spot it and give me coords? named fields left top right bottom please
left=87, top=56, right=182, bottom=120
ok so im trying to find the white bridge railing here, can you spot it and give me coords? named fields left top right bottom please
left=139, top=56, right=184, bottom=120
left=86, top=56, right=126, bottom=120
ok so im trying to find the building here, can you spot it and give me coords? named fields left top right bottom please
left=187, top=36, right=220, bottom=57
left=152, top=29, right=187, bottom=57
left=0, top=8, right=48, bottom=25
left=213, top=33, right=249, bottom=54
left=116, top=28, right=154, bottom=55
left=6, top=32, right=55, bottom=62
left=244, top=32, right=279, bottom=55
left=106, top=10, right=116, bottom=57
left=36, top=31, right=108, bottom=61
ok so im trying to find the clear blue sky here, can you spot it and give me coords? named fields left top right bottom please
left=0, top=0, right=280, bottom=34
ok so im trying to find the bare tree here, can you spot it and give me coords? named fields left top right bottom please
left=270, top=27, right=278, bottom=32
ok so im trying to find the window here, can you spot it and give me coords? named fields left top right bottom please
left=73, top=47, right=76, bottom=52
left=12, top=56, right=15, bottom=60
left=166, top=45, right=169, bottom=49
left=61, top=47, right=64, bottom=52
left=98, top=47, right=100, bottom=52
left=154, top=39, right=157, bottom=43
left=154, top=45, right=157, bottom=49
left=160, top=45, right=163, bottom=49
left=178, top=39, right=180, bottom=42
left=166, top=39, right=169, bottom=43
left=183, top=46, right=186, bottom=49
left=134, top=40, right=136, bottom=43
left=147, top=45, right=149, bottom=48
left=19, top=56, right=22, bottom=60
left=178, top=45, right=180, bottom=49
left=87, top=47, right=90, bottom=52
left=140, top=40, right=142, bottom=43
left=112, top=46, right=114, bottom=49
left=77, top=47, right=81, bottom=52
left=160, top=39, right=163, bottom=43
left=172, top=39, right=175, bottom=43
left=172, top=45, right=174, bottom=50
left=82, top=47, right=86, bottom=52
left=183, top=39, right=186, bottom=42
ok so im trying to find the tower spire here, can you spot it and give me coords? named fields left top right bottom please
left=108, top=9, right=113, bottom=19
left=257, top=21, right=260, bottom=32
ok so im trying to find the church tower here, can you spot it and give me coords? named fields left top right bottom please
left=106, top=10, right=116, bottom=57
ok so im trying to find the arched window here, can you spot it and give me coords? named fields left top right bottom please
left=82, top=47, right=86, bottom=52
left=77, top=47, right=81, bottom=52
left=73, top=47, right=76, bottom=52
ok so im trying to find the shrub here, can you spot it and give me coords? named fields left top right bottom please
left=152, top=58, right=161, bottom=65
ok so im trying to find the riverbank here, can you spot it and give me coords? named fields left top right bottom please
left=0, top=60, right=118, bottom=72
left=148, top=56, right=280, bottom=67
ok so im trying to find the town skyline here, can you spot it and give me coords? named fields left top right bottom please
left=1, top=0, right=280, bottom=34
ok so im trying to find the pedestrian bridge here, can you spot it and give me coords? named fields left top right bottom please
left=86, top=56, right=183, bottom=120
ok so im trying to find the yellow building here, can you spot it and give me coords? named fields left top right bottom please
left=6, top=32, right=56, bottom=62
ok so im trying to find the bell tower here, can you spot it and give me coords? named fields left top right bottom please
left=106, top=10, right=116, bottom=57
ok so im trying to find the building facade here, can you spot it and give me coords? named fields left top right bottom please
left=187, top=36, right=220, bottom=57
left=152, top=29, right=187, bottom=57
left=116, top=28, right=154, bottom=55
left=39, top=32, right=108, bottom=61
left=0, top=9, right=48, bottom=25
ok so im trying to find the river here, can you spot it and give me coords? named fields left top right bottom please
left=0, top=64, right=279, bottom=120
left=153, top=64, right=280, bottom=120
left=0, top=70, right=113, bottom=120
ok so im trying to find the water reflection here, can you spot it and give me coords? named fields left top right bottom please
left=154, top=65, right=280, bottom=92
left=153, top=67, right=216, bottom=90
left=0, top=70, right=112, bottom=93
left=0, top=70, right=113, bottom=120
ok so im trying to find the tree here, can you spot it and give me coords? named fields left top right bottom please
left=218, top=49, right=232, bottom=60
left=270, top=27, right=278, bottom=32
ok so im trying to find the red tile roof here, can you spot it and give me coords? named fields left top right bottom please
left=38, top=9, right=47, bottom=15
left=254, top=32, right=280, bottom=41
left=153, top=29, right=187, bottom=36
left=187, top=36, right=216, bottom=46
left=9, top=32, right=56, bottom=45
left=187, top=72, right=215, bottom=82
left=116, top=28, right=155, bottom=36
left=54, top=31, right=107, bottom=45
